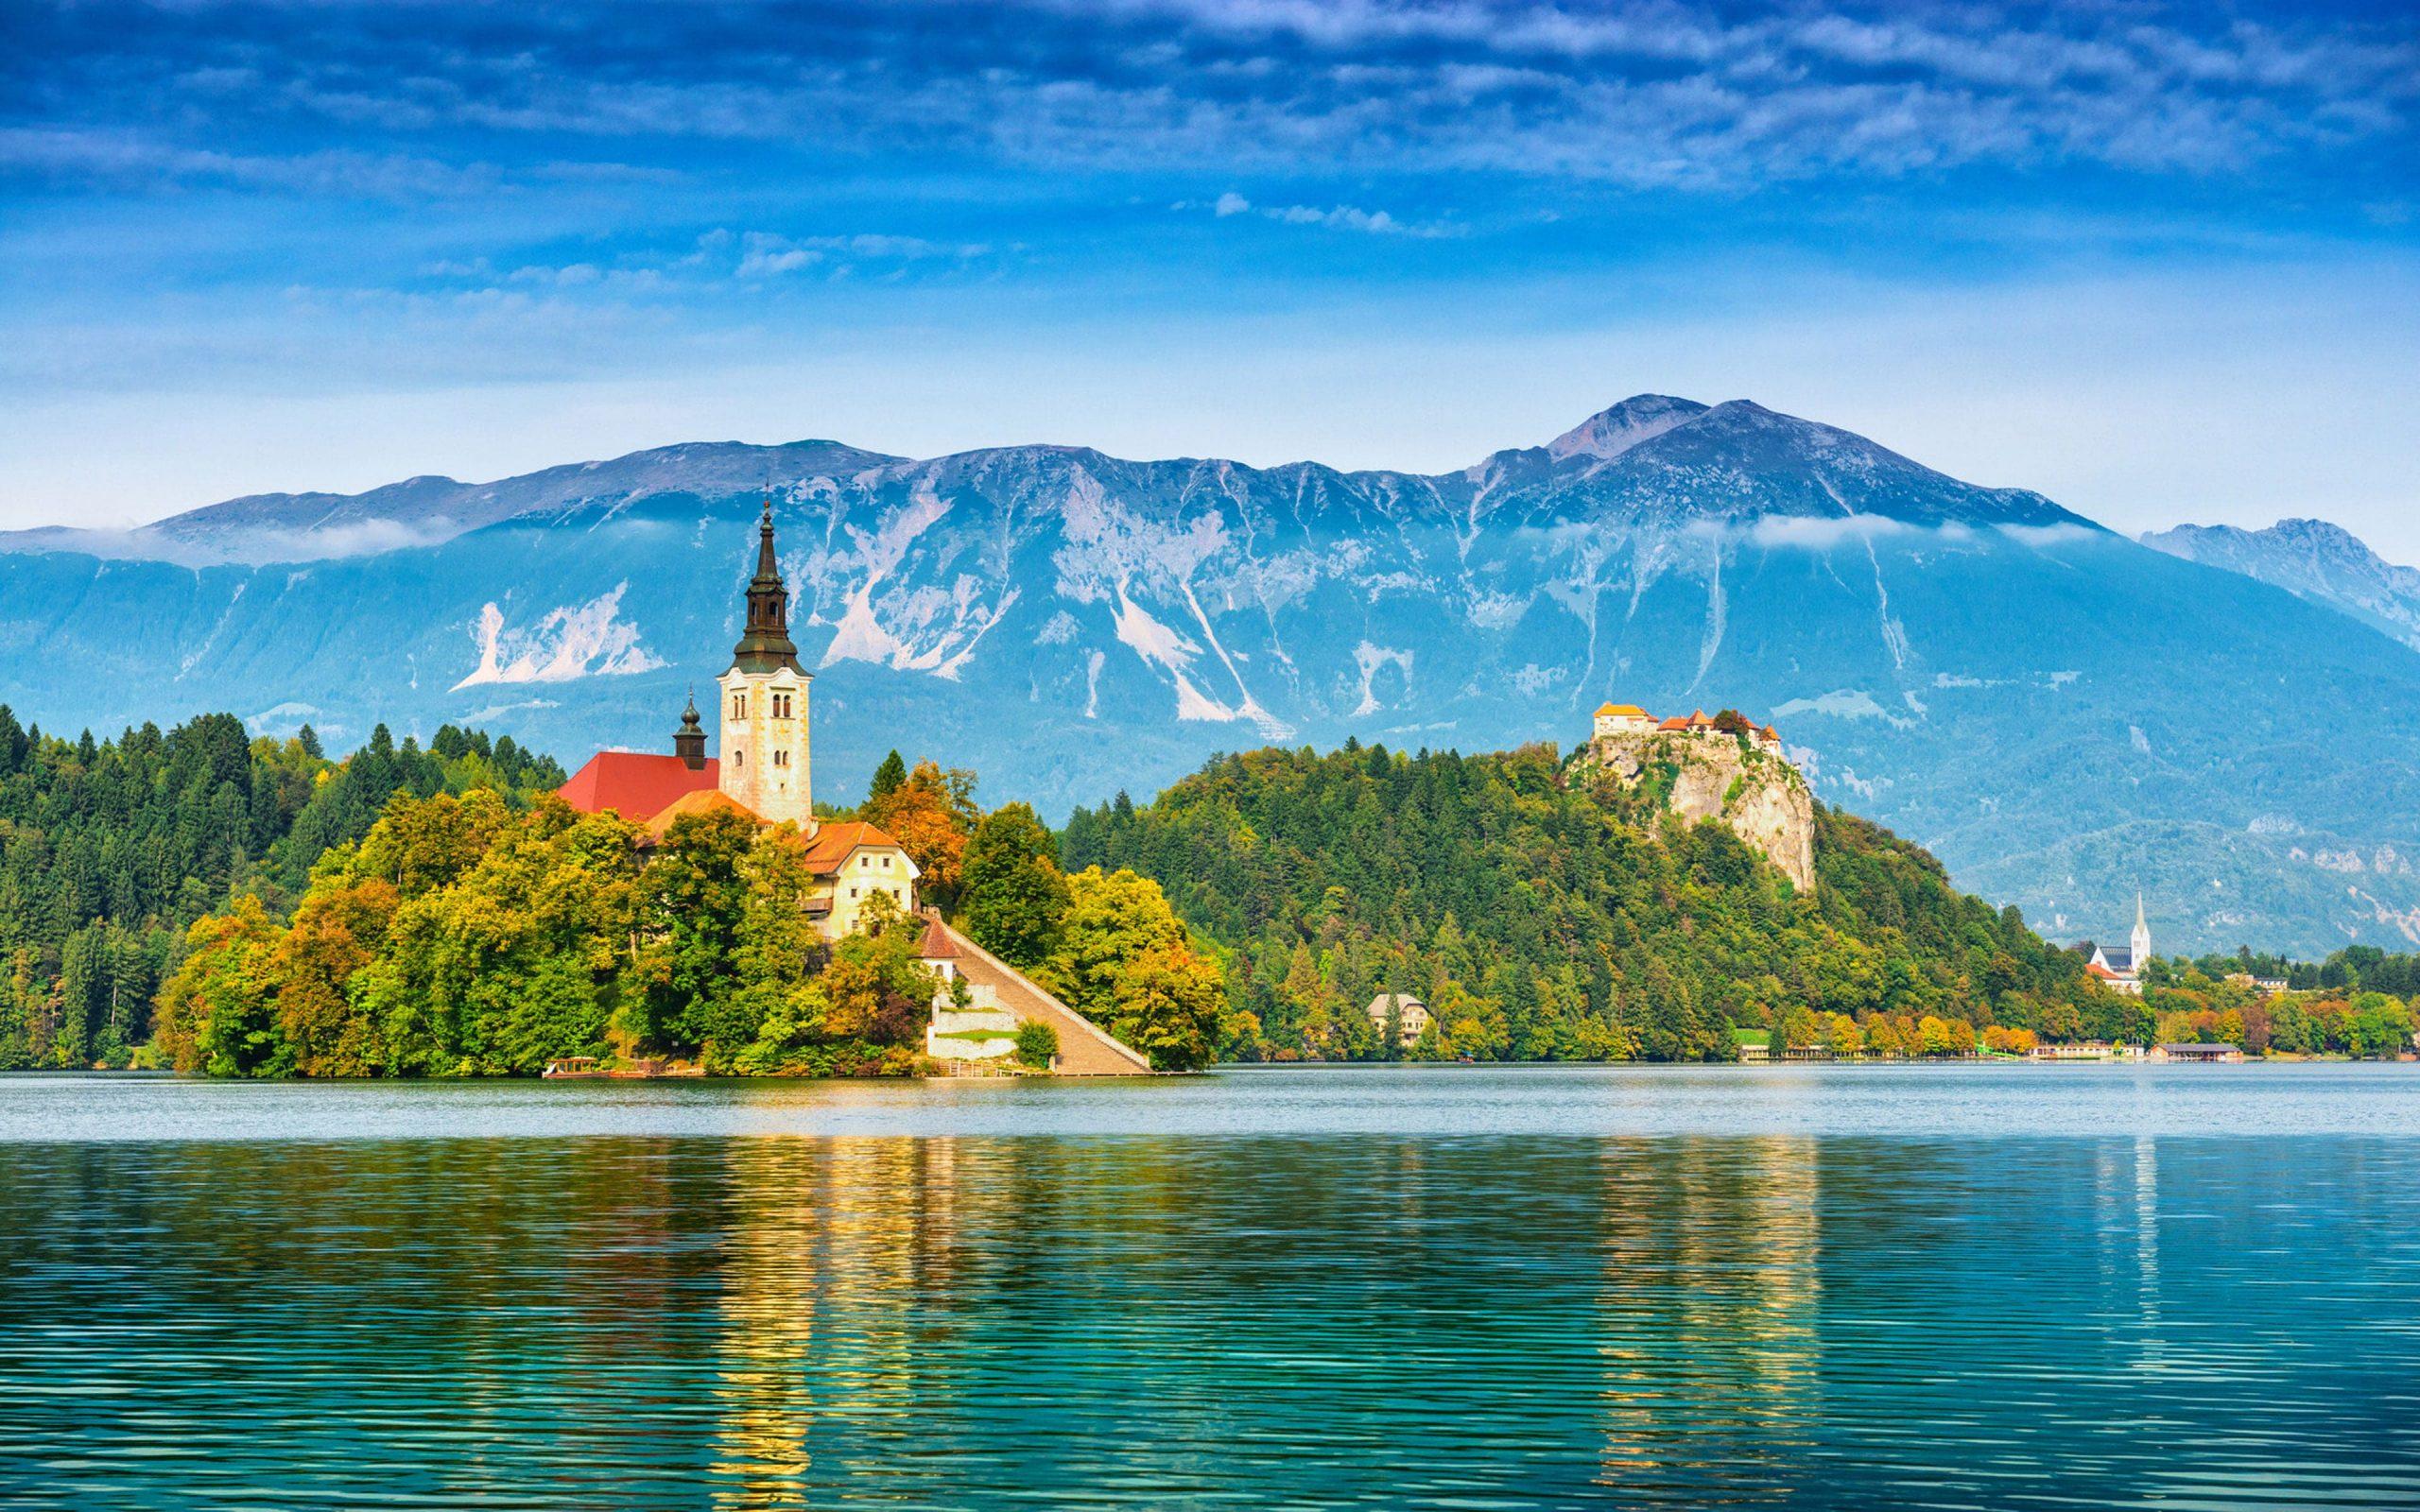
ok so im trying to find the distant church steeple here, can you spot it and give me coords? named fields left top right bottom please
left=2131, top=892, right=2152, bottom=969
left=731, top=498, right=802, bottom=676
left=674, top=688, right=707, bottom=770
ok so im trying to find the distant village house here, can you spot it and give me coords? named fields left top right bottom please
left=1366, top=993, right=1431, bottom=1046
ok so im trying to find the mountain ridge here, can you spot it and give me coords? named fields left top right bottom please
left=0, top=396, right=2412, bottom=956
left=2143, top=517, right=2420, bottom=652
left=1, top=397, right=2090, bottom=568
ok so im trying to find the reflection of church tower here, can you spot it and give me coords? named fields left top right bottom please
left=717, top=502, right=814, bottom=830
left=2131, top=892, right=2152, bottom=970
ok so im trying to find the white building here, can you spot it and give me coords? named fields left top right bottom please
left=1592, top=702, right=1656, bottom=740
left=2085, top=894, right=2153, bottom=995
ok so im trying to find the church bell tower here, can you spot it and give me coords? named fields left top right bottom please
left=2131, top=892, right=2152, bottom=970
left=717, top=501, right=814, bottom=830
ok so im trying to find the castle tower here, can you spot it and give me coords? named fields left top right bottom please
left=2131, top=892, right=2152, bottom=969
left=717, top=501, right=814, bottom=830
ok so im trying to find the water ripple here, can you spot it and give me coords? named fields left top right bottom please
left=0, top=1074, right=2416, bottom=1508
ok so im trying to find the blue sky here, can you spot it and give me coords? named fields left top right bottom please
left=5, top=0, right=2417, bottom=550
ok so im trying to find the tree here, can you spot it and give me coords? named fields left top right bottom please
left=868, top=750, right=908, bottom=804
left=863, top=761, right=979, bottom=909
left=1047, top=867, right=1189, bottom=1020
left=1013, top=1019, right=1059, bottom=1069
left=820, top=894, right=936, bottom=1049
left=638, top=804, right=760, bottom=1051
left=960, top=803, right=1070, bottom=970
left=154, top=898, right=285, bottom=1076
left=1109, top=941, right=1225, bottom=1073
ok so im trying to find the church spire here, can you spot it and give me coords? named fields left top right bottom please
left=674, top=686, right=707, bottom=769
left=731, top=496, right=803, bottom=675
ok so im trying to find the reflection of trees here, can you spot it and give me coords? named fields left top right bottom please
left=1589, top=1136, right=1821, bottom=1501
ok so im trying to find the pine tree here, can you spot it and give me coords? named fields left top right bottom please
left=869, top=749, right=908, bottom=804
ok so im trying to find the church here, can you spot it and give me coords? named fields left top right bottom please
left=557, top=503, right=919, bottom=940
left=2084, top=895, right=2153, bottom=995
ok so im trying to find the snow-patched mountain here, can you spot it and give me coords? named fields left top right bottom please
left=6, top=395, right=2420, bottom=955
left=2143, top=518, right=2420, bottom=652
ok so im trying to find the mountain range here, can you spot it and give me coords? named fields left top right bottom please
left=5, top=394, right=2419, bottom=957
left=2143, top=518, right=2420, bottom=653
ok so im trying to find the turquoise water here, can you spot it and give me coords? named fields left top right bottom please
left=2, top=1065, right=2417, bottom=1509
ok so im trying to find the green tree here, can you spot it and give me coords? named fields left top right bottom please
left=638, top=805, right=761, bottom=1051
left=1047, top=866, right=1190, bottom=1021
left=1107, top=940, right=1225, bottom=1073
left=868, top=749, right=908, bottom=804
left=1013, top=1019, right=1060, bottom=1069
left=960, top=803, right=1071, bottom=970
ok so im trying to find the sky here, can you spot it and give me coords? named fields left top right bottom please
left=4, top=0, right=2418, bottom=553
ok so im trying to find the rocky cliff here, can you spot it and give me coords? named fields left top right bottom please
left=1574, top=730, right=1817, bottom=893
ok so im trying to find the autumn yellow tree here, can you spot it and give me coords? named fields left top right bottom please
left=862, top=760, right=980, bottom=909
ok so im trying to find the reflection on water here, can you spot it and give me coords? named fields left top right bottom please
left=2, top=1078, right=2419, bottom=1508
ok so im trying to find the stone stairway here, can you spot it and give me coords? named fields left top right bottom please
left=937, top=921, right=1155, bottom=1075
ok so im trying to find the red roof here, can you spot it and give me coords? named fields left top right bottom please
left=1656, top=715, right=1690, bottom=731
left=790, top=818, right=911, bottom=876
left=558, top=752, right=720, bottom=823
left=916, top=913, right=959, bottom=960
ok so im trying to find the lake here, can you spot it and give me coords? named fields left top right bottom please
left=3, top=1064, right=2417, bottom=1509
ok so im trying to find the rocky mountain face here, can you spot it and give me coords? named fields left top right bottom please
left=6, top=396, right=2420, bottom=955
left=2142, top=518, right=2420, bottom=652
left=1573, top=727, right=1817, bottom=892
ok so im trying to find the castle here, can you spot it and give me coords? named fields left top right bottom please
left=1578, top=698, right=1814, bottom=892
left=1593, top=701, right=1781, bottom=752
left=556, top=503, right=919, bottom=940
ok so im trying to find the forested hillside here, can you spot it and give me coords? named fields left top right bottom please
left=1062, top=741, right=2121, bottom=1061
left=0, top=708, right=562, bottom=1068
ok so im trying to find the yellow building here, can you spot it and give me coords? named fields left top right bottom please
left=794, top=821, right=922, bottom=938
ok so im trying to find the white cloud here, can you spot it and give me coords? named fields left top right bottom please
left=1998, top=523, right=2100, bottom=548
left=1200, top=192, right=1462, bottom=236
left=1748, top=513, right=1912, bottom=550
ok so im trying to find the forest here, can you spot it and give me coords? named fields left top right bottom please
left=5, top=707, right=2415, bottom=1073
left=1065, top=739, right=2149, bottom=1061
left=0, top=708, right=561, bottom=1069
